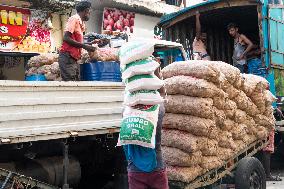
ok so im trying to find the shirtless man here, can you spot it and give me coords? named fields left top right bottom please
left=192, top=12, right=211, bottom=60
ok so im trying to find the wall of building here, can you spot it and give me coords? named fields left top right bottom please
left=131, top=13, right=160, bottom=40
left=50, top=13, right=64, bottom=51
left=86, top=9, right=104, bottom=33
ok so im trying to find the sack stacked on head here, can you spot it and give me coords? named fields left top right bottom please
left=161, top=60, right=276, bottom=183
left=117, top=41, right=165, bottom=149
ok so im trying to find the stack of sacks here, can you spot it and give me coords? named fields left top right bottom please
left=117, top=41, right=164, bottom=149
left=161, top=60, right=276, bottom=183
left=26, top=53, right=61, bottom=81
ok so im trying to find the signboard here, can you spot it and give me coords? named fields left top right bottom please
left=102, top=8, right=135, bottom=34
left=0, top=5, right=30, bottom=51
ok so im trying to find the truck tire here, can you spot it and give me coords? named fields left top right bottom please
left=235, top=157, right=266, bottom=189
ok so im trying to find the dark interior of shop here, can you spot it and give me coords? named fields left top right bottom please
left=168, top=5, right=260, bottom=65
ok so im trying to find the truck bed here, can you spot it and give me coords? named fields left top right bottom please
left=0, top=81, right=124, bottom=144
left=169, top=139, right=268, bottom=189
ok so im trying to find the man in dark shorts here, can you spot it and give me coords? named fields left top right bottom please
left=227, top=23, right=254, bottom=73
left=59, top=1, right=97, bottom=81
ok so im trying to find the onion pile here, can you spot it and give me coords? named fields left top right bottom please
left=103, top=9, right=135, bottom=33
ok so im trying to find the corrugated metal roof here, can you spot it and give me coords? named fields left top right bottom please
left=159, top=0, right=219, bottom=25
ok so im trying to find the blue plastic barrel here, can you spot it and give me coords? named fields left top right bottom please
left=80, top=61, right=122, bottom=82
left=25, top=74, right=47, bottom=81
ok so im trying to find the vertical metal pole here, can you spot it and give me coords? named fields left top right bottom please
left=62, top=143, right=70, bottom=189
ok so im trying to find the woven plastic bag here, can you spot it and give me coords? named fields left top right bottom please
left=121, top=57, right=160, bottom=80
left=123, top=90, right=164, bottom=106
left=125, top=74, right=164, bottom=92
left=117, top=105, right=160, bottom=148
left=119, top=41, right=154, bottom=65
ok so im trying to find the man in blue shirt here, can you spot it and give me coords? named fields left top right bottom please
left=123, top=57, right=168, bottom=189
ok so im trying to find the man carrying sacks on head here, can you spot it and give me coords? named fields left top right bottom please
left=124, top=96, right=167, bottom=189
left=118, top=42, right=168, bottom=189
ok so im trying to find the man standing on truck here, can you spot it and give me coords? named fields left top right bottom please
left=227, top=23, right=254, bottom=73
left=193, top=12, right=211, bottom=61
left=59, top=1, right=97, bottom=81
left=123, top=55, right=168, bottom=189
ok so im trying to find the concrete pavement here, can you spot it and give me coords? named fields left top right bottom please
left=267, top=178, right=284, bottom=189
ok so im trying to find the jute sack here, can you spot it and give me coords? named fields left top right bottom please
left=241, top=74, right=269, bottom=95
left=162, top=113, right=218, bottom=139
left=246, top=124, right=258, bottom=136
left=161, top=61, right=220, bottom=82
left=214, top=108, right=226, bottom=126
left=220, top=119, right=235, bottom=131
left=218, top=147, right=233, bottom=161
left=254, top=114, right=275, bottom=130
left=200, top=138, right=219, bottom=156
left=162, top=146, right=202, bottom=167
left=213, top=97, right=228, bottom=110
left=225, top=109, right=236, bottom=120
left=218, top=131, right=237, bottom=150
left=242, top=134, right=257, bottom=145
left=165, top=76, right=226, bottom=98
left=161, top=129, right=202, bottom=153
left=233, top=91, right=260, bottom=116
left=231, top=124, right=248, bottom=140
left=250, top=91, right=266, bottom=113
left=264, top=106, right=274, bottom=118
left=165, top=95, right=215, bottom=119
left=256, top=126, right=269, bottom=139
left=264, top=90, right=277, bottom=106
left=224, top=100, right=237, bottom=119
left=119, top=41, right=154, bottom=65
left=167, top=165, right=203, bottom=183
left=200, top=156, right=222, bottom=171
left=224, top=84, right=241, bottom=100
left=234, top=109, right=248, bottom=124
left=234, top=140, right=246, bottom=153
left=208, top=61, right=241, bottom=88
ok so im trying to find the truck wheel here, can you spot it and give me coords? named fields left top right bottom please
left=235, top=157, right=266, bottom=189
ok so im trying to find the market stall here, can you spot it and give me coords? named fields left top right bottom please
left=0, top=4, right=58, bottom=81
